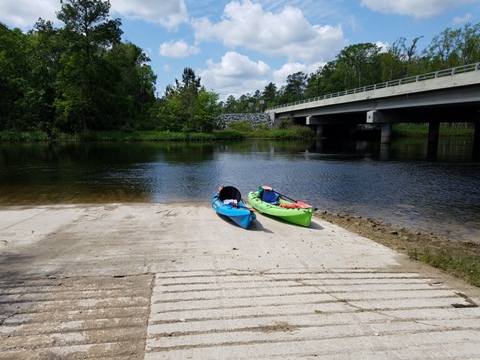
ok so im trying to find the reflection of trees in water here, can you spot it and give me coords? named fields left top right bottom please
left=215, top=140, right=313, bottom=154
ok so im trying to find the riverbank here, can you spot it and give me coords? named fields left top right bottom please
left=0, top=123, right=474, bottom=142
left=0, top=128, right=312, bottom=142
left=315, top=211, right=480, bottom=287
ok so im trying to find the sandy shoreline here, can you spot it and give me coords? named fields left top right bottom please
left=315, top=210, right=480, bottom=252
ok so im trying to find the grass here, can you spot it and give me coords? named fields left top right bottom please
left=393, top=123, right=475, bottom=137
left=0, top=130, right=50, bottom=141
left=316, top=212, right=480, bottom=288
left=0, top=126, right=316, bottom=142
left=409, top=247, right=480, bottom=287
left=0, top=130, right=244, bottom=142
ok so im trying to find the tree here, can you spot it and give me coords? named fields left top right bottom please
left=102, top=43, right=156, bottom=130
left=194, top=87, right=221, bottom=133
left=380, top=37, right=405, bottom=81
left=402, top=36, right=423, bottom=76
left=223, top=95, right=239, bottom=113
left=425, top=28, right=461, bottom=69
left=0, top=24, right=30, bottom=130
left=22, top=19, right=64, bottom=134
left=55, top=0, right=123, bottom=132
left=305, top=67, right=323, bottom=98
left=336, top=43, right=381, bottom=88
left=458, top=22, right=480, bottom=65
left=157, top=68, right=219, bottom=133
left=284, top=71, right=307, bottom=102
left=262, top=82, right=277, bottom=107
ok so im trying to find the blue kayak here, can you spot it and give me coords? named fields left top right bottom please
left=212, top=186, right=256, bottom=229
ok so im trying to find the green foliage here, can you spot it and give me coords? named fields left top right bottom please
left=54, top=0, right=125, bottom=132
left=253, top=129, right=305, bottom=140
left=289, top=125, right=315, bottom=139
left=336, top=43, right=382, bottom=88
left=0, top=1, right=156, bottom=135
left=154, top=68, right=221, bottom=133
left=409, top=247, right=480, bottom=287
left=276, top=117, right=295, bottom=130
left=227, top=120, right=255, bottom=132
left=2, top=14, right=480, bottom=137
left=393, top=123, right=474, bottom=137
left=0, top=130, right=48, bottom=141
left=283, top=71, right=308, bottom=102
left=194, top=88, right=221, bottom=133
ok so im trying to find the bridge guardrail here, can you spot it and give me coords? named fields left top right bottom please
left=268, top=62, right=480, bottom=110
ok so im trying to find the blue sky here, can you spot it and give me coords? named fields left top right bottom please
left=1, top=0, right=480, bottom=101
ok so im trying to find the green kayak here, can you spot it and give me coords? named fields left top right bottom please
left=248, top=186, right=315, bottom=227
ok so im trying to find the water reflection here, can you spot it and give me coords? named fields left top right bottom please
left=1, top=138, right=479, bottom=241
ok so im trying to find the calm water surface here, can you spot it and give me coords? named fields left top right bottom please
left=1, top=138, right=479, bottom=241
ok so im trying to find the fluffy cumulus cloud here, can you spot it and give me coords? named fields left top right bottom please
left=192, top=0, right=345, bottom=64
left=159, top=40, right=200, bottom=58
left=272, top=61, right=324, bottom=88
left=110, top=0, right=188, bottom=29
left=0, top=0, right=190, bottom=29
left=360, top=0, right=480, bottom=18
left=199, top=51, right=270, bottom=98
left=272, top=63, right=309, bottom=87
left=0, top=0, right=60, bottom=28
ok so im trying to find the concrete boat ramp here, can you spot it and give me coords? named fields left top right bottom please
left=1, top=203, right=479, bottom=359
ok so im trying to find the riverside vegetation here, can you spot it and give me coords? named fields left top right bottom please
left=316, top=212, right=480, bottom=288
left=1, top=0, right=479, bottom=137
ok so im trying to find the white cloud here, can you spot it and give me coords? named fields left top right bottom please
left=159, top=40, right=200, bottom=58
left=110, top=0, right=188, bottom=29
left=273, top=63, right=308, bottom=88
left=199, top=51, right=270, bottom=99
left=375, top=41, right=389, bottom=53
left=192, top=0, right=345, bottom=64
left=0, top=0, right=190, bottom=30
left=360, top=0, right=480, bottom=18
left=0, top=0, right=59, bottom=28
left=272, top=62, right=324, bottom=88
left=453, top=13, right=473, bottom=25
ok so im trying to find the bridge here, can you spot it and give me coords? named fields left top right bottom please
left=266, top=63, right=480, bottom=147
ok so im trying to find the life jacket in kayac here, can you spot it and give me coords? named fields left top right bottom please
left=279, top=203, right=301, bottom=209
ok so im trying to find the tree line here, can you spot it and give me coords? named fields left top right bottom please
left=1, top=0, right=160, bottom=135
left=1, top=0, right=479, bottom=135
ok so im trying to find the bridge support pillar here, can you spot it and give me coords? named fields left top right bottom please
left=349, top=125, right=357, bottom=138
left=427, top=122, right=440, bottom=159
left=474, top=121, right=480, bottom=159
left=268, top=112, right=277, bottom=125
left=428, top=122, right=440, bottom=143
left=315, top=125, right=324, bottom=137
left=381, top=123, right=392, bottom=144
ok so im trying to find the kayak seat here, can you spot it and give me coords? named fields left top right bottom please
left=219, top=186, right=242, bottom=202
left=262, top=189, right=279, bottom=204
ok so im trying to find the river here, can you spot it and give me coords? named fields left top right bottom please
left=0, top=138, right=479, bottom=241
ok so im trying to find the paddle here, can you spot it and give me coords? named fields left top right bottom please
left=260, top=185, right=317, bottom=210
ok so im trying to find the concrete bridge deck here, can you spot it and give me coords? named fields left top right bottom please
left=1, top=203, right=480, bottom=359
